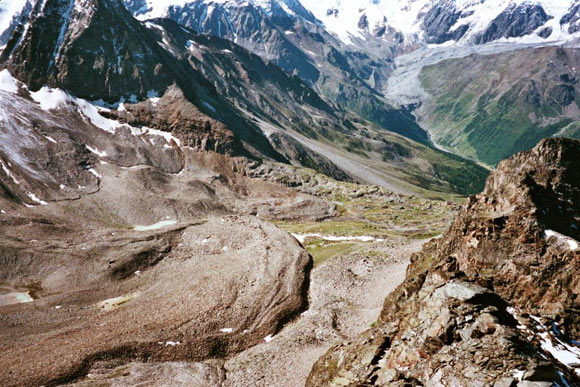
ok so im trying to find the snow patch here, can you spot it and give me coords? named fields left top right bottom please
left=44, top=135, right=57, bottom=144
left=147, top=89, right=160, bottom=105
left=0, top=159, right=20, bottom=185
left=545, top=229, right=579, bottom=251
left=30, top=87, right=71, bottom=110
left=48, top=0, right=75, bottom=69
left=514, top=312, right=580, bottom=377
left=0, top=69, right=19, bottom=93
left=264, top=334, right=274, bottom=343
left=220, top=328, right=234, bottom=333
left=539, top=331, right=580, bottom=372
left=202, top=101, right=216, bottom=113
left=30, top=87, right=121, bottom=133
left=27, top=192, right=47, bottom=205
left=513, top=369, right=525, bottom=381
left=134, top=220, right=177, bottom=231
left=85, top=145, right=107, bottom=158
left=88, top=168, right=101, bottom=178
left=0, top=291, right=33, bottom=306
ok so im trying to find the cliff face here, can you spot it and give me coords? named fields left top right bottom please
left=308, top=138, right=580, bottom=386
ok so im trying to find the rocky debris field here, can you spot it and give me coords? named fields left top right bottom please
left=66, top=237, right=422, bottom=386
left=308, top=138, right=580, bottom=386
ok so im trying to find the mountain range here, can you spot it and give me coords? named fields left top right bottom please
left=1, top=0, right=580, bottom=386
left=117, top=0, right=580, bottom=166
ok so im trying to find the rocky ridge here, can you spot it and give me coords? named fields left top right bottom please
left=308, top=138, right=580, bottom=386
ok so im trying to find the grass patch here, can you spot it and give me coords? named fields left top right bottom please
left=305, top=240, right=359, bottom=265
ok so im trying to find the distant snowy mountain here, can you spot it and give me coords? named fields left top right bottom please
left=122, top=0, right=580, bottom=49
left=0, top=0, right=31, bottom=48
left=115, top=0, right=580, bottom=109
left=129, top=0, right=317, bottom=22
left=301, top=0, right=580, bottom=46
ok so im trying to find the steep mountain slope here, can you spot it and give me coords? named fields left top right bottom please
left=119, top=0, right=580, bottom=161
left=418, top=46, right=580, bottom=166
left=122, top=0, right=432, bottom=144
left=308, top=137, right=580, bottom=386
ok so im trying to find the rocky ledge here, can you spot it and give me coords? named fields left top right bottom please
left=307, top=138, right=580, bottom=386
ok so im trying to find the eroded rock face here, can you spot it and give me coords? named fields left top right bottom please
left=561, top=3, right=580, bottom=34
left=307, top=138, right=580, bottom=386
left=107, top=86, right=245, bottom=156
left=473, top=3, right=552, bottom=44
left=421, top=0, right=468, bottom=44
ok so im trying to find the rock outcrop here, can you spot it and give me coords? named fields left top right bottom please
left=307, top=138, right=580, bottom=386
left=421, top=0, right=468, bottom=44
left=473, top=3, right=552, bottom=44
left=561, top=3, right=580, bottom=34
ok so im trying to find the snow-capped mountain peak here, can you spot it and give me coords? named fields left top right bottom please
left=129, top=0, right=314, bottom=21
left=299, top=0, right=580, bottom=45
left=300, top=0, right=430, bottom=43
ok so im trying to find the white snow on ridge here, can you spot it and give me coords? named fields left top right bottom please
left=85, top=145, right=107, bottom=158
left=134, top=220, right=177, bottom=231
left=30, top=87, right=71, bottom=110
left=30, top=88, right=121, bottom=133
left=0, top=69, right=19, bottom=93
left=27, top=192, right=47, bottom=205
left=0, top=159, right=20, bottom=185
left=0, top=0, right=28, bottom=44
left=88, top=168, right=102, bottom=178
left=545, top=229, right=579, bottom=251
left=300, top=0, right=579, bottom=45
left=27, top=82, right=182, bottom=147
left=136, top=0, right=302, bottom=20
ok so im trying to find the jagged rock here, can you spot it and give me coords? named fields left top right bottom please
left=549, top=83, right=576, bottom=106
left=537, top=26, right=552, bottom=38
left=561, top=3, right=580, bottom=34
left=307, top=138, right=580, bottom=386
left=107, top=86, right=245, bottom=156
left=473, top=3, right=552, bottom=44
left=421, top=0, right=468, bottom=44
